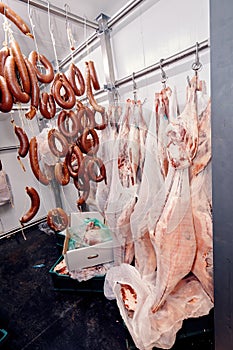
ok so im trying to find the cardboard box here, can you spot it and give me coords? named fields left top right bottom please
left=65, top=240, right=114, bottom=271
left=63, top=211, right=114, bottom=272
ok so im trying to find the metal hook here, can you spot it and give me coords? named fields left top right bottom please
left=192, top=42, right=202, bottom=73
left=132, top=72, right=137, bottom=102
left=159, top=59, right=167, bottom=88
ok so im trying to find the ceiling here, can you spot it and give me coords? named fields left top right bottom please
left=0, top=0, right=129, bottom=65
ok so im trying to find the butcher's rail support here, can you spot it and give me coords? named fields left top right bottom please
left=96, top=13, right=117, bottom=105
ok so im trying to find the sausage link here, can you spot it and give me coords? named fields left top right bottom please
left=76, top=107, right=95, bottom=133
left=66, top=62, right=85, bottom=96
left=10, top=39, right=31, bottom=94
left=87, top=157, right=107, bottom=184
left=54, top=161, right=70, bottom=186
left=0, top=46, right=9, bottom=76
left=28, top=51, right=54, bottom=84
left=73, top=161, right=90, bottom=191
left=0, top=3, right=33, bottom=38
left=29, top=136, right=49, bottom=185
left=57, top=110, right=79, bottom=138
left=24, top=56, right=39, bottom=119
left=0, top=75, right=13, bottom=112
left=76, top=187, right=90, bottom=208
left=47, top=207, right=69, bottom=232
left=88, top=60, right=100, bottom=90
left=48, top=129, right=69, bottom=158
left=20, top=187, right=40, bottom=225
left=51, top=73, right=75, bottom=109
left=65, top=144, right=83, bottom=179
left=85, top=61, right=105, bottom=114
left=12, top=121, right=29, bottom=158
left=93, top=110, right=107, bottom=130
left=4, top=56, right=30, bottom=103
left=39, top=92, right=56, bottom=119
left=80, top=127, right=99, bottom=155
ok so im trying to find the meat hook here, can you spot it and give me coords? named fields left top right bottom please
left=132, top=72, right=137, bottom=102
left=192, top=42, right=202, bottom=74
left=159, top=59, right=167, bottom=88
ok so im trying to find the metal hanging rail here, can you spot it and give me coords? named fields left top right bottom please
left=108, top=0, right=145, bottom=27
left=115, top=39, right=210, bottom=88
left=0, top=146, right=19, bottom=152
left=0, top=216, right=47, bottom=240
left=19, top=0, right=98, bottom=29
left=78, top=38, right=210, bottom=101
left=59, top=31, right=98, bottom=69
left=59, top=0, right=146, bottom=70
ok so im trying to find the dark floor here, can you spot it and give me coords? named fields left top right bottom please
left=0, top=225, right=214, bottom=350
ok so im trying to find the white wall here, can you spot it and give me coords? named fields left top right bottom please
left=0, top=0, right=210, bottom=235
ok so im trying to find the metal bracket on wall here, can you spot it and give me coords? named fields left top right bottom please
left=96, top=13, right=116, bottom=105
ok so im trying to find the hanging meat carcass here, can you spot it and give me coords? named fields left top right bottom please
left=105, top=78, right=213, bottom=350
left=130, top=86, right=178, bottom=278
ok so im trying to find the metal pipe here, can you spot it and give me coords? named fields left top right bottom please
left=0, top=216, right=47, bottom=240
left=0, top=145, right=19, bottom=152
left=96, top=14, right=116, bottom=104
left=19, top=0, right=98, bottom=29
left=108, top=0, right=145, bottom=28
left=115, top=39, right=210, bottom=87
left=78, top=38, right=210, bottom=101
left=58, top=0, right=147, bottom=70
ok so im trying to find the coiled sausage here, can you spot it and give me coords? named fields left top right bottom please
left=66, top=62, right=85, bottom=96
left=54, top=161, right=70, bottom=186
left=28, top=51, right=54, bottom=84
left=47, top=207, right=69, bottom=232
left=39, top=92, right=56, bottom=119
left=80, top=127, right=99, bottom=155
left=4, top=56, right=30, bottom=103
left=76, top=106, right=95, bottom=133
left=87, top=157, right=107, bottom=184
left=48, top=128, right=69, bottom=158
left=10, top=39, right=31, bottom=94
left=57, top=110, right=79, bottom=139
left=51, top=72, right=75, bottom=109
left=65, top=144, right=83, bottom=179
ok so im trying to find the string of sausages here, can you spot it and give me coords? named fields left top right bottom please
left=0, top=3, right=108, bottom=227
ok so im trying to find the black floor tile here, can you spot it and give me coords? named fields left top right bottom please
left=0, top=225, right=214, bottom=350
